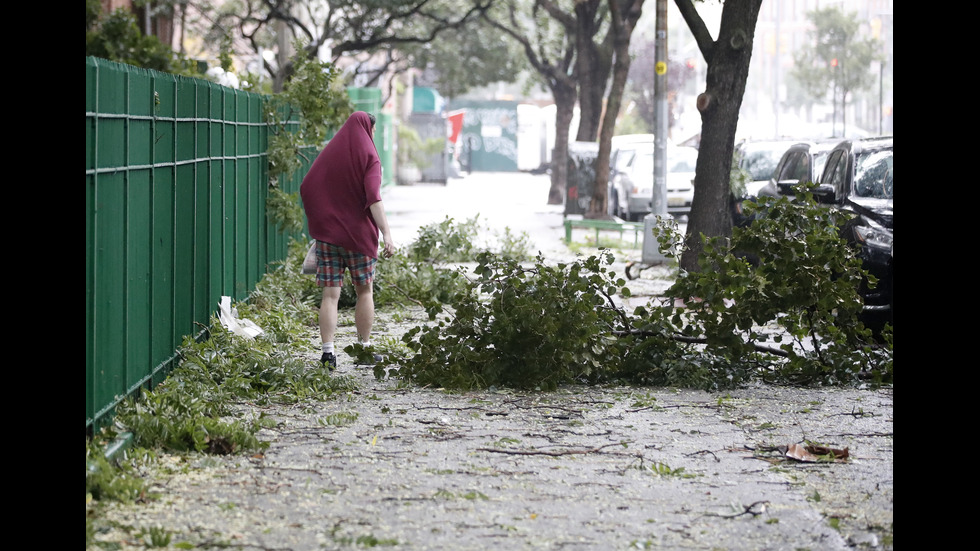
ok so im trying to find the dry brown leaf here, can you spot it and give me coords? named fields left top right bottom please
left=806, top=444, right=849, bottom=460
left=784, top=443, right=850, bottom=462
left=785, top=442, right=820, bottom=462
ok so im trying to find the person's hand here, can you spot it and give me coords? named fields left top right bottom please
left=382, top=240, right=395, bottom=258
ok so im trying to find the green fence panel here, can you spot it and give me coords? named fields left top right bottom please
left=376, top=112, right=394, bottom=188
left=347, top=87, right=393, bottom=187
left=85, top=57, right=295, bottom=435
left=86, top=60, right=378, bottom=435
left=150, top=164, right=176, bottom=381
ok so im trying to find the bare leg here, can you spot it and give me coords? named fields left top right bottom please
left=319, top=286, right=342, bottom=344
left=353, top=281, right=374, bottom=344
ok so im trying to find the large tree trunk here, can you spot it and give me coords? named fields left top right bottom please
left=549, top=84, right=577, bottom=205
left=677, top=0, right=762, bottom=273
left=587, top=0, right=646, bottom=219
left=574, top=0, right=612, bottom=142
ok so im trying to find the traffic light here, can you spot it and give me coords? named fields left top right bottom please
left=830, top=58, right=838, bottom=67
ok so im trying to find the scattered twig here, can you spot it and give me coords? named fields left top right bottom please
left=701, top=500, right=770, bottom=519
left=832, top=408, right=877, bottom=418
left=476, top=442, right=629, bottom=457
left=685, top=449, right=720, bottom=462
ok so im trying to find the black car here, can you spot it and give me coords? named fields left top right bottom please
left=734, top=140, right=839, bottom=227
left=731, top=139, right=799, bottom=227
left=756, top=139, right=839, bottom=200
left=811, top=137, right=893, bottom=331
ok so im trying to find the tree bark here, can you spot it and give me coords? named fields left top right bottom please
left=550, top=84, right=577, bottom=205
left=574, top=0, right=612, bottom=143
left=587, top=0, right=646, bottom=219
left=675, top=0, right=762, bottom=273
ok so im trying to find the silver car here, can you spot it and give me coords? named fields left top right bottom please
left=608, top=142, right=698, bottom=221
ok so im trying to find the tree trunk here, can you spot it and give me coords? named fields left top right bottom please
left=549, top=84, right=577, bottom=205
left=587, top=0, right=646, bottom=219
left=574, top=0, right=612, bottom=143
left=678, top=0, right=762, bottom=273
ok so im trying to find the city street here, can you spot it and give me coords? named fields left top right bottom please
left=382, top=171, right=570, bottom=259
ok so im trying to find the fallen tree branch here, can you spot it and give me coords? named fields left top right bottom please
left=612, top=329, right=791, bottom=357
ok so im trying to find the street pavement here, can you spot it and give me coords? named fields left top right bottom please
left=89, top=171, right=893, bottom=550
left=382, top=170, right=572, bottom=259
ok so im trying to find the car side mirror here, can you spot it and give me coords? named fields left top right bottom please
left=811, top=184, right=836, bottom=203
left=776, top=179, right=799, bottom=195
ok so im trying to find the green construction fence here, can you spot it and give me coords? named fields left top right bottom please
left=85, top=56, right=386, bottom=435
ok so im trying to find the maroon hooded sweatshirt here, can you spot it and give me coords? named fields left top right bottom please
left=300, top=111, right=382, bottom=258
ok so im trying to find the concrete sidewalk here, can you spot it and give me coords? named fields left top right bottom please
left=90, top=318, right=893, bottom=550
left=89, top=173, right=893, bottom=550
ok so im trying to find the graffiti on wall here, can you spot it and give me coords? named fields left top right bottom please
left=458, top=105, right=519, bottom=171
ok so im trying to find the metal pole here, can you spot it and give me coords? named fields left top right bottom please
left=774, top=0, right=780, bottom=138
left=642, top=0, right=668, bottom=266
left=652, top=0, right=668, bottom=219
left=879, top=61, right=884, bottom=135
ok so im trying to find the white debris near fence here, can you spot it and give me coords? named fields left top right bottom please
left=217, top=296, right=264, bottom=339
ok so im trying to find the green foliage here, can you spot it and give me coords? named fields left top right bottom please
left=645, top=185, right=892, bottom=386
left=396, top=124, right=446, bottom=170
left=371, top=216, right=531, bottom=312
left=266, top=187, right=307, bottom=236
left=85, top=1, right=212, bottom=81
left=85, top=442, right=147, bottom=503
left=790, top=7, right=882, bottom=107
left=385, top=251, right=631, bottom=391
left=369, top=188, right=890, bottom=392
left=264, top=44, right=353, bottom=234
left=646, top=461, right=697, bottom=479
left=102, top=252, right=362, bottom=456
left=730, top=150, right=751, bottom=200
left=276, top=48, right=353, bottom=149
left=407, top=215, right=532, bottom=264
left=408, top=215, right=482, bottom=263
left=86, top=7, right=179, bottom=72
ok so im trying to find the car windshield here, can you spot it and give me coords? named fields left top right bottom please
left=614, top=150, right=636, bottom=172
left=852, top=149, right=893, bottom=199
left=631, top=152, right=653, bottom=177
left=668, top=147, right=698, bottom=172
left=740, top=144, right=785, bottom=180
left=629, top=150, right=696, bottom=177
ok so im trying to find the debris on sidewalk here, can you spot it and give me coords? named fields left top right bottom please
left=217, top=296, right=264, bottom=339
left=784, top=442, right=850, bottom=462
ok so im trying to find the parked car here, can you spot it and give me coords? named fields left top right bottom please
left=608, top=134, right=655, bottom=179
left=759, top=137, right=893, bottom=332
left=731, top=139, right=800, bottom=227
left=665, top=145, right=698, bottom=218
left=756, top=140, right=839, bottom=201
left=607, top=143, right=697, bottom=221
left=733, top=139, right=799, bottom=198
left=816, top=137, right=893, bottom=332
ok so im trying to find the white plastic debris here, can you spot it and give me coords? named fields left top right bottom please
left=218, top=296, right=265, bottom=339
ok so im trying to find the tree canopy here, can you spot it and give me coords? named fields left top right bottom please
left=790, top=7, right=882, bottom=135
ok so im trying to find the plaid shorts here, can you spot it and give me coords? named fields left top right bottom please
left=315, top=241, right=377, bottom=287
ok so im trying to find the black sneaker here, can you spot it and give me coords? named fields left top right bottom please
left=320, top=352, right=337, bottom=370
